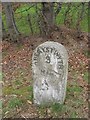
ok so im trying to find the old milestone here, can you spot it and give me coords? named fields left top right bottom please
left=32, top=41, right=68, bottom=105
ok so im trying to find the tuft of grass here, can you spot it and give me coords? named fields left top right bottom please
left=83, top=50, right=90, bottom=58
left=3, top=84, right=33, bottom=97
left=12, top=86, right=32, bottom=96
left=83, top=71, right=88, bottom=82
left=67, top=85, right=82, bottom=93
left=26, top=86, right=33, bottom=101
left=75, top=99, right=84, bottom=107
left=27, top=94, right=33, bottom=101
left=14, top=80, right=22, bottom=86
left=2, top=51, right=8, bottom=57
left=0, top=73, right=2, bottom=81
left=8, top=98, right=23, bottom=109
left=3, top=86, right=14, bottom=95
left=51, top=103, right=63, bottom=113
left=66, top=85, right=83, bottom=100
left=27, top=86, right=33, bottom=92
left=12, top=88, right=27, bottom=96
left=70, top=111, right=78, bottom=118
left=3, top=107, right=10, bottom=116
left=0, top=100, right=2, bottom=109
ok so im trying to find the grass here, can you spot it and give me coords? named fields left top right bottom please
left=14, top=80, right=22, bottom=86
left=0, top=100, right=2, bottom=109
left=38, top=103, right=63, bottom=112
left=3, top=74, right=86, bottom=118
left=14, top=4, right=40, bottom=35
left=67, top=85, right=82, bottom=93
left=56, top=3, right=88, bottom=32
left=3, top=86, right=13, bottom=95
left=83, top=50, right=90, bottom=58
left=8, top=97, right=23, bottom=109
left=2, top=63, right=85, bottom=118
left=2, top=3, right=88, bottom=36
left=70, top=111, right=78, bottom=118
left=2, top=50, right=8, bottom=57
left=3, top=83, right=33, bottom=116
left=83, top=71, right=88, bottom=82
left=26, top=94, right=33, bottom=101
left=51, top=103, right=63, bottom=113
left=0, top=73, right=2, bottom=81
left=66, top=85, right=83, bottom=101
left=3, top=85, right=33, bottom=96
left=39, top=99, right=82, bottom=118
left=37, top=90, right=84, bottom=117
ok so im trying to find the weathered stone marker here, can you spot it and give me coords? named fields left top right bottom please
left=32, top=41, right=68, bottom=105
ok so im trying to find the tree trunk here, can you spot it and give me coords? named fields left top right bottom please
left=76, top=3, right=85, bottom=38
left=40, top=3, right=55, bottom=36
left=3, top=2, right=19, bottom=42
left=0, top=16, right=2, bottom=41
left=2, top=20, right=7, bottom=39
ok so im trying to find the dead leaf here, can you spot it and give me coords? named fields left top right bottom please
left=27, top=100, right=32, bottom=105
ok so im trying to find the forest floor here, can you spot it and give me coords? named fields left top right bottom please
left=2, top=26, right=89, bottom=118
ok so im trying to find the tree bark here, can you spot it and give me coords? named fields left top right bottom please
left=40, top=3, right=55, bottom=36
left=2, top=20, right=7, bottom=39
left=3, top=2, right=19, bottom=42
left=76, top=3, right=85, bottom=38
